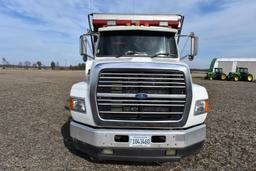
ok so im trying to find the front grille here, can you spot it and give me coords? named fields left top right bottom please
left=96, top=69, right=187, bottom=121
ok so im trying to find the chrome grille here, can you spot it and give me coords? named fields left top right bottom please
left=96, top=69, right=187, bottom=121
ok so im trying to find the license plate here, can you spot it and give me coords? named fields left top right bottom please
left=129, top=135, right=151, bottom=147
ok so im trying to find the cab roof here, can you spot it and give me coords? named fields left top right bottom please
left=98, top=26, right=178, bottom=33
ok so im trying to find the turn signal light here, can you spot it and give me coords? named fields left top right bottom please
left=205, top=99, right=209, bottom=113
left=69, top=97, right=74, bottom=110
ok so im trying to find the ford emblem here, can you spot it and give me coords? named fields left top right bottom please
left=135, top=93, right=148, bottom=100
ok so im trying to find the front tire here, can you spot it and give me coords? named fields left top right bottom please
left=233, top=75, right=239, bottom=81
left=247, top=74, right=253, bottom=82
left=221, top=74, right=227, bottom=80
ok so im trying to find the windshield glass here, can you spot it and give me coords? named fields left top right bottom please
left=96, top=30, right=178, bottom=57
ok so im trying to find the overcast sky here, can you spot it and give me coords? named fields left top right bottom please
left=0, top=0, right=256, bottom=68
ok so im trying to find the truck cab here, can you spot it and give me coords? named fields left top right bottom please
left=69, top=13, right=208, bottom=162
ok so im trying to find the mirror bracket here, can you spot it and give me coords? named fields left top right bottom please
left=83, top=55, right=88, bottom=62
left=188, top=55, right=194, bottom=61
left=180, top=55, right=193, bottom=61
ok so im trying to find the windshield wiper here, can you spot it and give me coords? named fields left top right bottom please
left=151, top=52, right=177, bottom=58
left=125, top=50, right=136, bottom=55
left=115, top=51, right=148, bottom=57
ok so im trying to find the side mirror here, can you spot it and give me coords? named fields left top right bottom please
left=189, top=32, right=199, bottom=61
left=80, top=34, right=88, bottom=61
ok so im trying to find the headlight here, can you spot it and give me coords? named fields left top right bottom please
left=194, top=99, right=208, bottom=115
left=69, top=97, right=86, bottom=113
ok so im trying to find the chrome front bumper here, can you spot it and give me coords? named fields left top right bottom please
left=70, top=121, right=206, bottom=149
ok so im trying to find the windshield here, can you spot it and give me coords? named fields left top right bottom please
left=96, top=30, right=178, bottom=57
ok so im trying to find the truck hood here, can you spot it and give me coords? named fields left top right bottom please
left=90, top=57, right=189, bottom=68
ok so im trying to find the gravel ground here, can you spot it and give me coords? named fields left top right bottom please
left=0, top=70, right=255, bottom=171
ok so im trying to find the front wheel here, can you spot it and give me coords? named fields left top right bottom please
left=233, top=75, right=239, bottom=81
left=247, top=74, right=253, bottom=82
left=221, top=73, right=227, bottom=80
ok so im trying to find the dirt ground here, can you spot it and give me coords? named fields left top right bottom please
left=0, top=70, right=255, bottom=171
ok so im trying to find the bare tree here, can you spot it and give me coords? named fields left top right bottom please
left=51, top=61, right=56, bottom=70
left=2, top=57, right=9, bottom=69
left=36, top=61, right=42, bottom=70
left=2, top=58, right=8, bottom=64
left=24, top=61, right=31, bottom=69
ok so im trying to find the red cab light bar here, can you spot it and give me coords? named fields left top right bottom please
left=89, top=13, right=184, bottom=32
left=92, top=19, right=179, bottom=28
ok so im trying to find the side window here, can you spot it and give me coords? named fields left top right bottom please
left=169, top=37, right=177, bottom=55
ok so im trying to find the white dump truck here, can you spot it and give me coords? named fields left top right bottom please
left=69, top=13, right=208, bottom=162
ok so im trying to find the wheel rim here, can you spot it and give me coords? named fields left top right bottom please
left=248, top=75, right=252, bottom=81
left=234, top=76, right=238, bottom=81
left=221, top=75, right=226, bottom=80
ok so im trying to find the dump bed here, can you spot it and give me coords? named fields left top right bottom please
left=89, top=13, right=184, bottom=34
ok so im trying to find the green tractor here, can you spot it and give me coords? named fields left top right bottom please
left=228, top=67, right=254, bottom=82
left=206, top=68, right=227, bottom=80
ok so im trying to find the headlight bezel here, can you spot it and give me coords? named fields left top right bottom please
left=69, top=97, right=86, bottom=113
left=194, top=99, right=208, bottom=115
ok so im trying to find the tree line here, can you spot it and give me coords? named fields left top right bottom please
left=1, top=58, right=85, bottom=70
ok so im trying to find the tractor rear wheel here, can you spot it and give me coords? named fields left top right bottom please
left=233, top=75, right=239, bottom=81
left=247, top=74, right=253, bottom=82
left=221, top=74, right=226, bottom=80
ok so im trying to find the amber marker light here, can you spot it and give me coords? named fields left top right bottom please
left=69, top=97, right=74, bottom=110
left=205, top=99, right=209, bottom=113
